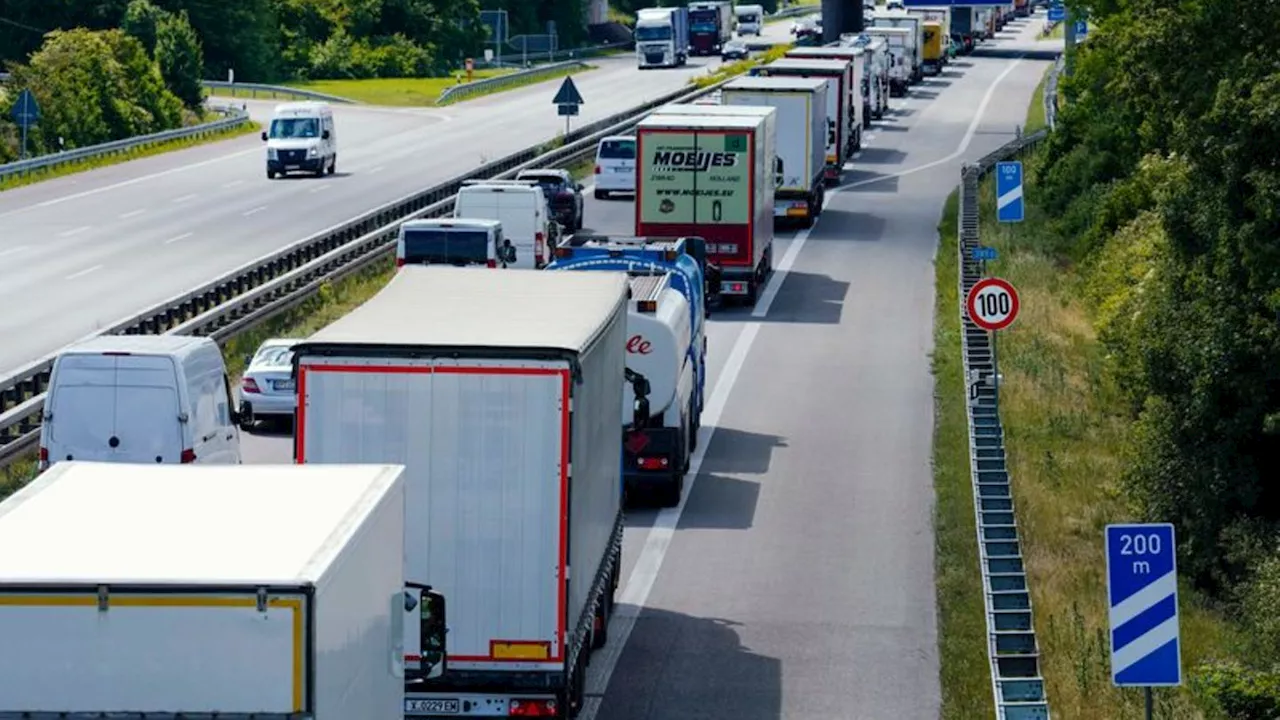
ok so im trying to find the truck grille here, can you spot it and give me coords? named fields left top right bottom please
left=645, top=53, right=665, bottom=64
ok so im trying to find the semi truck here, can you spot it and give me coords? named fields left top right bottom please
left=547, top=235, right=712, bottom=506
left=872, top=10, right=924, bottom=83
left=755, top=58, right=857, bottom=182
left=291, top=266, right=632, bottom=719
left=636, top=7, right=690, bottom=68
left=735, top=3, right=766, bottom=35
left=635, top=112, right=777, bottom=305
left=689, top=1, right=733, bottom=55
left=0, top=461, right=434, bottom=719
left=721, top=76, right=828, bottom=227
left=785, top=46, right=872, bottom=129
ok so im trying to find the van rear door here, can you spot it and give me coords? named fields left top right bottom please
left=45, top=353, right=185, bottom=464
left=498, top=190, right=545, bottom=267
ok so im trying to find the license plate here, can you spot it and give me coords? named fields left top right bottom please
left=285, top=164, right=299, bottom=170
left=405, top=699, right=460, bottom=714
left=614, top=166, right=630, bottom=172
left=273, top=380, right=295, bottom=391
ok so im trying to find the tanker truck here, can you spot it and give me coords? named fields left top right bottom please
left=547, top=235, right=711, bottom=507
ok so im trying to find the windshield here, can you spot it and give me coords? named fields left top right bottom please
left=268, top=117, right=319, bottom=139
left=635, top=25, right=672, bottom=41
left=691, top=21, right=717, bottom=31
left=599, top=139, right=636, bottom=160
left=739, top=12, right=759, bottom=23
left=252, top=345, right=295, bottom=367
left=401, top=229, right=490, bottom=265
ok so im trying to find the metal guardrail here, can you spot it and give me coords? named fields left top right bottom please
left=957, top=57, right=1064, bottom=720
left=0, top=76, right=742, bottom=470
left=485, top=42, right=632, bottom=67
left=769, top=5, right=821, bottom=21
left=437, top=60, right=589, bottom=104
left=0, top=106, right=250, bottom=182
left=1043, top=55, right=1064, bottom=130
left=200, top=80, right=357, bottom=104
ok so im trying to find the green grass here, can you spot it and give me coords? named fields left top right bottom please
left=0, top=119, right=260, bottom=193
left=1024, top=64, right=1050, bottom=134
left=932, top=191, right=999, bottom=720
left=1039, top=22, right=1064, bottom=40
left=275, top=65, right=592, bottom=107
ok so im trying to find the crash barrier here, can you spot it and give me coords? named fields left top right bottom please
left=437, top=60, right=590, bottom=104
left=956, top=55, right=1065, bottom=720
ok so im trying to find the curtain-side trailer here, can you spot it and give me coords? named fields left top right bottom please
left=291, top=266, right=630, bottom=719
left=635, top=112, right=777, bottom=305
left=0, top=461, right=433, bottom=720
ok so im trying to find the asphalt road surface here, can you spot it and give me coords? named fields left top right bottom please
left=0, top=25, right=790, bottom=377
left=241, top=16, right=1058, bottom=718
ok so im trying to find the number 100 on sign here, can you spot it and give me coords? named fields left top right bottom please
left=966, top=277, right=1020, bottom=331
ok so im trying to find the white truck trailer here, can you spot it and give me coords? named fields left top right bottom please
left=0, top=461, right=432, bottom=719
left=872, top=10, right=924, bottom=84
left=757, top=57, right=859, bottom=181
left=721, top=75, right=828, bottom=227
left=290, top=265, right=631, bottom=719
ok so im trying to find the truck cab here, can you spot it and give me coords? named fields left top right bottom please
left=636, top=7, right=689, bottom=68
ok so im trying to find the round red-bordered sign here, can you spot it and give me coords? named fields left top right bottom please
left=966, top=277, right=1020, bottom=331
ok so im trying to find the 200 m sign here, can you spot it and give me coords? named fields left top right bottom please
left=965, top=277, right=1020, bottom=331
left=405, top=698, right=460, bottom=714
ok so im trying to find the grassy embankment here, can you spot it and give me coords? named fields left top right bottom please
left=209, top=65, right=592, bottom=107
left=0, top=116, right=260, bottom=192
left=932, top=66, right=1255, bottom=719
left=691, top=43, right=794, bottom=88
left=1039, top=22, right=1065, bottom=40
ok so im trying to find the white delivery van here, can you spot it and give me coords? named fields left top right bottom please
left=39, top=335, right=241, bottom=468
left=735, top=3, right=765, bottom=35
left=262, top=101, right=336, bottom=178
left=593, top=135, right=637, bottom=198
left=453, top=180, right=558, bottom=269
left=0, top=461, right=439, bottom=719
left=396, top=218, right=510, bottom=268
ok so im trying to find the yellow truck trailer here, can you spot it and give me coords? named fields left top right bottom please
left=921, top=21, right=944, bottom=75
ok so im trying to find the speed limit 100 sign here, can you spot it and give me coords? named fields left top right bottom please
left=966, top=277, right=1020, bottom=331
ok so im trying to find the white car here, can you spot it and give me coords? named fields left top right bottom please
left=592, top=135, right=636, bottom=199
left=238, top=338, right=301, bottom=430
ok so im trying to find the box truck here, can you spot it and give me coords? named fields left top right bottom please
left=0, top=461, right=435, bottom=719
left=689, top=1, right=733, bottom=54
left=721, top=76, right=828, bottom=226
left=868, top=26, right=914, bottom=95
left=758, top=57, right=860, bottom=178
left=635, top=112, right=777, bottom=304
left=921, top=21, right=945, bottom=74
left=872, top=11, right=924, bottom=83
left=636, top=7, right=690, bottom=68
left=548, top=235, right=712, bottom=507
left=735, top=3, right=765, bottom=35
left=291, top=266, right=630, bottom=719
left=785, top=46, right=872, bottom=130
left=839, top=34, right=892, bottom=119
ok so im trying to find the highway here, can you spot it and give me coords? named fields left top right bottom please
left=0, top=23, right=792, bottom=377
left=240, top=16, right=1060, bottom=718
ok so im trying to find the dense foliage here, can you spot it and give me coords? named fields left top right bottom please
left=1036, top=0, right=1280, bottom=698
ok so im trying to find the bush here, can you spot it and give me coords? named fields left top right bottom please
left=1192, top=662, right=1280, bottom=719
left=308, top=30, right=435, bottom=80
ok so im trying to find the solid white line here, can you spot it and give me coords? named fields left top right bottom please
left=309, top=184, right=331, bottom=193
left=242, top=205, right=267, bottom=216
left=172, top=193, right=197, bottom=203
left=578, top=51, right=1027, bottom=719
left=0, top=245, right=30, bottom=259
left=65, top=265, right=102, bottom=280
left=118, top=209, right=146, bottom=219
left=223, top=179, right=244, bottom=188
left=59, top=226, right=91, bottom=238
left=368, top=165, right=385, bottom=174
left=163, top=232, right=194, bottom=245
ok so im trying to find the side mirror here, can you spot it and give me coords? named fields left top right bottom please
left=322, top=130, right=331, bottom=139
left=260, top=131, right=268, bottom=141
left=405, top=583, right=447, bottom=681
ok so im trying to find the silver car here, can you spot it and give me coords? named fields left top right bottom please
left=238, top=338, right=301, bottom=430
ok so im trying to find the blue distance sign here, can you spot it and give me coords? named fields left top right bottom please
left=995, top=161, right=1024, bottom=223
left=1105, top=523, right=1182, bottom=687
left=1047, top=5, right=1065, bottom=21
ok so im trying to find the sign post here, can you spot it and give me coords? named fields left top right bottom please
left=996, top=161, right=1024, bottom=223
left=1106, top=523, right=1182, bottom=719
left=552, top=75, right=584, bottom=137
left=10, top=88, right=41, bottom=161
left=965, top=276, right=1020, bottom=406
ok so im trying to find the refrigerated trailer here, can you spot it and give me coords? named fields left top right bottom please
left=0, top=461, right=434, bottom=720
left=756, top=57, right=859, bottom=180
left=785, top=45, right=872, bottom=129
left=291, top=266, right=631, bottom=719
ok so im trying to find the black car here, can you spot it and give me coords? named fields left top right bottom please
left=515, top=168, right=585, bottom=231
left=721, top=39, right=750, bottom=61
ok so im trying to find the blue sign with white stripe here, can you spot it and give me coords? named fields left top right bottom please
left=1105, top=523, right=1182, bottom=687
left=995, top=161, right=1024, bottom=223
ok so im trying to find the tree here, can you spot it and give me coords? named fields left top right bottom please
left=121, top=0, right=163, bottom=55
left=155, top=9, right=205, bottom=108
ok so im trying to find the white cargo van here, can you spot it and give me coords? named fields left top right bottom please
left=395, top=218, right=509, bottom=268
left=262, top=101, right=337, bottom=178
left=39, top=335, right=242, bottom=468
left=453, top=180, right=558, bottom=269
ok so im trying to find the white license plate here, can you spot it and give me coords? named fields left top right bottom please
left=405, top=698, right=460, bottom=714
left=614, top=166, right=631, bottom=172
left=273, top=380, right=295, bottom=391
left=285, top=164, right=299, bottom=170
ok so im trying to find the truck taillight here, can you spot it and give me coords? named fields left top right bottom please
left=180, top=448, right=197, bottom=464
left=396, top=257, right=405, bottom=267
left=38, top=446, right=48, bottom=470
left=509, top=699, right=557, bottom=716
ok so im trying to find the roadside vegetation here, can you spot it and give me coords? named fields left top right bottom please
left=934, top=3, right=1280, bottom=716
left=692, top=43, right=794, bottom=88
left=286, top=64, right=591, bottom=107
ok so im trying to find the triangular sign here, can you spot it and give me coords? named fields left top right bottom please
left=552, top=76, right=584, bottom=105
